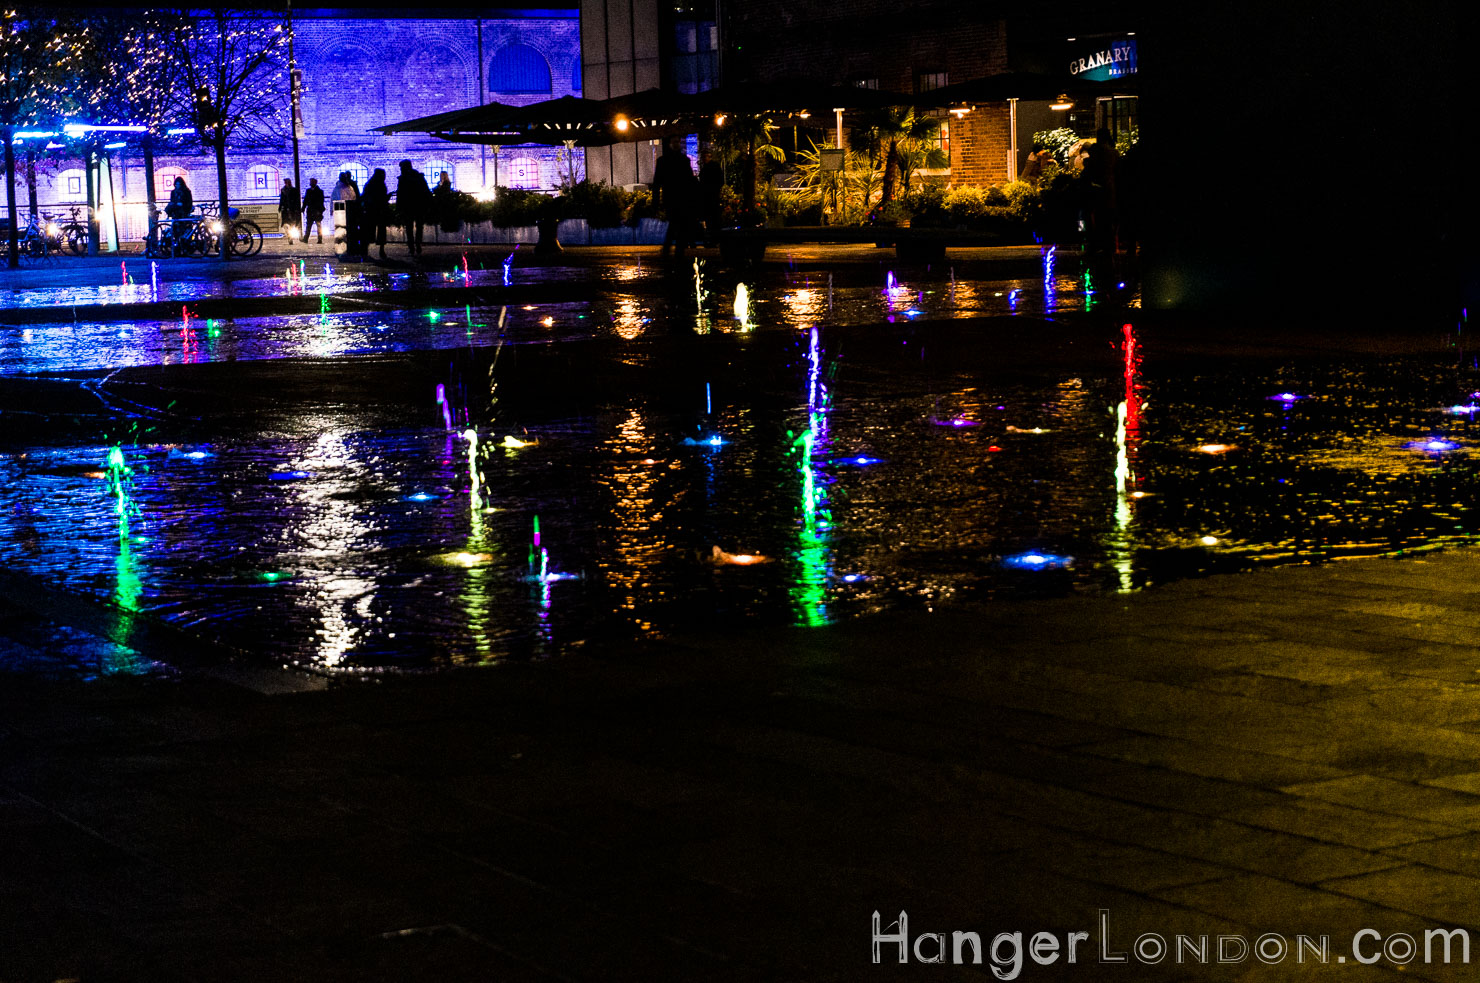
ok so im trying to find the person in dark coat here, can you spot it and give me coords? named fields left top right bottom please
left=652, top=137, right=698, bottom=259
left=1082, top=127, right=1120, bottom=255
left=278, top=178, right=301, bottom=243
left=361, top=168, right=391, bottom=259
left=164, top=176, right=193, bottom=245
left=698, top=157, right=724, bottom=244
left=396, top=160, right=431, bottom=256
left=432, top=172, right=459, bottom=235
left=301, top=178, right=325, bottom=243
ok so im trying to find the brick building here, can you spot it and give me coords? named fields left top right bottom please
left=24, top=7, right=584, bottom=243
left=724, top=0, right=1014, bottom=184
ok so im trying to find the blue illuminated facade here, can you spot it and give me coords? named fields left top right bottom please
left=25, top=8, right=582, bottom=240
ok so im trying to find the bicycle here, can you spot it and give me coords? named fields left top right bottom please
left=144, top=203, right=263, bottom=259
left=16, top=215, right=56, bottom=262
left=59, top=205, right=88, bottom=256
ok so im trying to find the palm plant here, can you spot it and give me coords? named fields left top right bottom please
left=710, top=114, right=784, bottom=216
left=856, top=106, right=941, bottom=205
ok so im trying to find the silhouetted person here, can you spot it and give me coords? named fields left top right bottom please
left=301, top=178, right=325, bottom=243
left=278, top=178, right=301, bottom=243
left=698, top=157, right=724, bottom=244
left=362, top=167, right=391, bottom=259
left=332, top=171, right=364, bottom=260
left=164, top=175, right=193, bottom=245
left=1082, top=127, right=1119, bottom=254
left=652, top=137, right=698, bottom=258
left=397, top=160, right=431, bottom=256
left=432, top=172, right=459, bottom=235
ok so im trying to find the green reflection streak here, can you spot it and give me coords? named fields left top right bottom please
left=795, top=422, right=830, bottom=626
left=459, top=429, right=496, bottom=662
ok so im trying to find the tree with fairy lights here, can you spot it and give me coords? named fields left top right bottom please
left=84, top=10, right=191, bottom=246
left=0, top=9, right=87, bottom=268
left=162, top=8, right=287, bottom=260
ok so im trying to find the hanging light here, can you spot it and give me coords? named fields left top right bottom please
left=714, top=113, right=726, bottom=127
left=614, top=115, right=629, bottom=132
left=1050, top=93, right=1075, bottom=111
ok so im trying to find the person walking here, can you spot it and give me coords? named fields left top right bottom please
left=652, top=137, right=698, bottom=259
left=361, top=167, right=391, bottom=260
left=301, top=177, right=325, bottom=243
left=396, top=160, right=431, bottom=256
left=277, top=178, right=301, bottom=243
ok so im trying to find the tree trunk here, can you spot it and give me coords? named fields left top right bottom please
left=143, top=135, right=158, bottom=241
left=25, top=150, right=37, bottom=222
left=215, top=139, right=229, bottom=261
left=5, top=130, right=18, bottom=269
left=87, top=149, right=101, bottom=257
left=880, top=138, right=899, bottom=204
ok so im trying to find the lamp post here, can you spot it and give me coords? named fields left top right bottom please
left=287, top=1, right=302, bottom=193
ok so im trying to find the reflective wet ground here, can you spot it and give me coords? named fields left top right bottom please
left=2, top=257, right=1476, bottom=673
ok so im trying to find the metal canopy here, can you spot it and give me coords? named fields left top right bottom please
left=374, top=81, right=927, bottom=148
left=922, top=70, right=1138, bottom=105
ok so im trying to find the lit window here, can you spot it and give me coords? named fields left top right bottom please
left=154, top=166, right=189, bottom=199
left=853, top=78, right=879, bottom=90
left=916, top=71, right=948, bottom=93
left=505, top=156, right=542, bottom=190
left=337, top=162, right=369, bottom=188
left=424, top=159, right=454, bottom=187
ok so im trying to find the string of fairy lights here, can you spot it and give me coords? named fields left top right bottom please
left=0, top=8, right=288, bottom=155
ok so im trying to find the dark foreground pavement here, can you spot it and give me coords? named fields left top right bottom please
left=3, top=547, right=1480, bottom=981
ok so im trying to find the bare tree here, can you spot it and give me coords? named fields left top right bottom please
left=86, top=10, right=190, bottom=245
left=0, top=10, right=85, bottom=267
left=165, top=7, right=287, bottom=260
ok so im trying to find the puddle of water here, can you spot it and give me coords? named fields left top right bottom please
left=2, top=321, right=1478, bottom=672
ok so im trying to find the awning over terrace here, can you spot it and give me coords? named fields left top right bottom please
left=374, top=81, right=920, bottom=147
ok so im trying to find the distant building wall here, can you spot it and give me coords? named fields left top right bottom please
left=17, top=8, right=584, bottom=243
left=580, top=0, right=660, bottom=186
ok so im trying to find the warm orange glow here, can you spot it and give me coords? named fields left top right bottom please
left=1050, top=93, right=1075, bottom=111
left=615, top=116, right=629, bottom=131
left=1197, top=443, right=1236, bottom=455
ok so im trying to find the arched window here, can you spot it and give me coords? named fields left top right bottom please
left=243, top=164, right=281, bottom=198
left=489, top=44, right=552, bottom=94
left=336, top=162, right=369, bottom=188
left=504, top=156, right=543, bottom=189
left=424, top=159, right=454, bottom=187
left=403, top=45, right=466, bottom=120
left=56, top=167, right=87, bottom=200
left=313, top=44, right=384, bottom=137
left=154, top=166, right=189, bottom=200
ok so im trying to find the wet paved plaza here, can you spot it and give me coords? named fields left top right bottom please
left=0, top=246, right=1477, bottom=980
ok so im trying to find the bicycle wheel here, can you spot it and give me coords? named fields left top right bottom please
left=238, top=219, right=264, bottom=256
left=62, top=224, right=87, bottom=255
left=226, top=222, right=254, bottom=257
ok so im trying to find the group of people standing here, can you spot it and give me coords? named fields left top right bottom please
left=277, top=161, right=455, bottom=260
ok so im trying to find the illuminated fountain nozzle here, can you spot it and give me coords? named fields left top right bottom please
left=501, top=435, right=537, bottom=449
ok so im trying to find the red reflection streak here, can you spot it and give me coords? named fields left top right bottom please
left=1122, top=322, right=1141, bottom=430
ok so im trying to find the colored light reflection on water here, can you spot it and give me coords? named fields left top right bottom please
left=5, top=268, right=1480, bottom=672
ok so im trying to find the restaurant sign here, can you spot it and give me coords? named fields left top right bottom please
left=1069, top=39, right=1137, bottom=81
